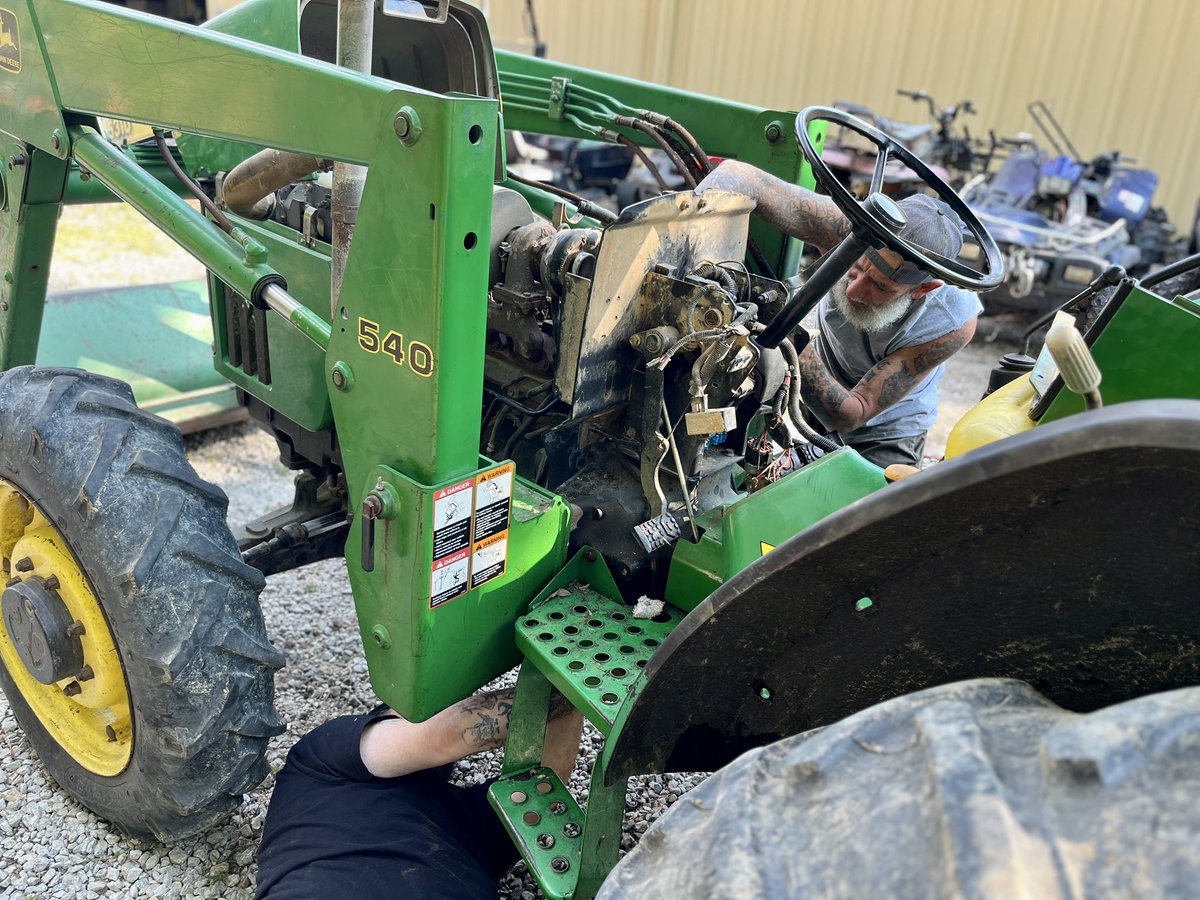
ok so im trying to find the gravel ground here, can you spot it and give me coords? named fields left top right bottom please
left=0, top=205, right=1016, bottom=898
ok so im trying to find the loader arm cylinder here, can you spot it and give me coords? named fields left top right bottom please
left=69, top=127, right=328, bottom=350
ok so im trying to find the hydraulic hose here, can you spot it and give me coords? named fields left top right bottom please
left=778, top=337, right=839, bottom=452
left=152, top=129, right=233, bottom=235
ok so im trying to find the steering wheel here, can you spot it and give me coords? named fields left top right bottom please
left=797, top=105, right=1003, bottom=291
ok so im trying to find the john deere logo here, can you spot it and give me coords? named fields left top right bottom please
left=0, top=8, right=19, bottom=75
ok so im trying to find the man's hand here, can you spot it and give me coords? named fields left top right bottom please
left=799, top=319, right=976, bottom=433
left=696, top=159, right=851, bottom=253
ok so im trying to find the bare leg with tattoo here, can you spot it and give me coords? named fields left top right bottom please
left=360, top=682, right=583, bottom=782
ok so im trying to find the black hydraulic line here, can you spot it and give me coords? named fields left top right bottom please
left=616, top=116, right=696, bottom=189
left=505, top=170, right=617, bottom=223
left=484, top=385, right=563, bottom=417
left=611, top=132, right=671, bottom=192
left=153, top=129, right=234, bottom=235
left=500, top=412, right=538, bottom=460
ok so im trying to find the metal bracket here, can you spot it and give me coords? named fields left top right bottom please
left=548, top=77, right=570, bottom=122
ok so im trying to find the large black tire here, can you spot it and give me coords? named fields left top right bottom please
left=0, top=367, right=284, bottom=840
left=600, top=678, right=1200, bottom=898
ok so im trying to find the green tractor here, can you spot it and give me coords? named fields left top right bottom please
left=1, top=1, right=1198, bottom=896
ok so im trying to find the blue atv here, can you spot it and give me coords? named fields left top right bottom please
left=959, top=101, right=1174, bottom=317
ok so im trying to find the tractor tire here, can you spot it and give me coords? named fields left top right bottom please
left=600, top=678, right=1200, bottom=898
left=0, top=367, right=284, bottom=841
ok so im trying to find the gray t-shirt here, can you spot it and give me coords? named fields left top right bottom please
left=813, top=285, right=982, bottom=442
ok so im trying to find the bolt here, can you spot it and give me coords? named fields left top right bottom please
left=43, top=574, right=59, bottom=591
left=105, top=725, right=117, bottom=742
left=764, top=120, right=784, bottom=143
left=76, top=665, right=94, bottom=682
left=5, top=576, right=19, bottom=588
left=14, top=557, right=33, bottom=572
left=562, top=822, right=581, bottom=838
left=583, top=549, right=597, bottom=563
left=550, top=856, right=570, bottom=874
left=51, top=130, right=63, bottom=152
left=362, top=494, right=384, bottom=520
left=331, top=368, right=346, bottom=390
left=66, top=620, right=86, bottom=639
left=702, top=308, right=723, bottom=328
left=8, top=154, right=25, bottom=169
left=629, top=333, right=642, bottom=347
left=78, top=168, right=92, bottom=183
left=63, top=681, right=82, bottom=697
left=549, top=801, right=567, bottom=815
left=330, top=361, right=354, bottom=392
left=393, top=107, right=422, bottom=145
left=536, top=833, right=555, bottom=849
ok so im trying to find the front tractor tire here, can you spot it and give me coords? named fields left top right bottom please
left=0, top=367, right=284, bottom=841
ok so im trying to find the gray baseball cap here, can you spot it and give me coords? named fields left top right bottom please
left=863, top=194, right=965, bottom=285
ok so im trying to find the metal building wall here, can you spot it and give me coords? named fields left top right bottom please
left=483, top=0, right=1200, bottom=231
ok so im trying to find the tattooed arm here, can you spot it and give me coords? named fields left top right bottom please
left=359, top=685, right=582, bottom=781
left=695, top=159, right=851, bottom=253
left=798, top=319, right=976, bottom=433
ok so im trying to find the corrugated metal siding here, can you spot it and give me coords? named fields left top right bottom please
left=482, top=0, right=1200, bottom=230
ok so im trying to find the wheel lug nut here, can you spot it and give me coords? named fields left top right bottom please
left=550, top=856, right=570, bottom=873
left=76, top=665, right=94, bottom=682
left=105, top=725, right=117, bottom=742
left=563, top=822, right=581, bottom=838
left=5, top=576, right=20, bottom=587
left=536, top=833, right=555, bottom=849
left=43, top=574, right=59, bottom=591
left=65, top=620, right=86, bottom=638
left=549, top=801, right=567, bottom=815
left=62, top=681, right=82, bottom=696
left=14, top=557, right=33, bottom=572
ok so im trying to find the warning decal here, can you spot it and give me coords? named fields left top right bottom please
left=432, top=478, right=473, bottom=560
left=760, top=541, right=776, bottom=556
left=428, top=463, right=515, bottom=608
left=470, top=463, right=513, bottom=590
left=431, top=548, right=470, bottom=608
left=471, top=533, right=508, bottom=589
left=0, top=8, right=21, bottom=75
left=474, top=463, right=513, bottom=542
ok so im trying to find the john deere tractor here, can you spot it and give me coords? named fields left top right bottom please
left=1, top=2, right=1198, bottom=897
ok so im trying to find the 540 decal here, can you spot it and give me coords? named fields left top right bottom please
left=357, top=318, right=434, bottom=377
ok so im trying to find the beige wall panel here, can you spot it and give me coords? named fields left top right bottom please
left=482, top=0, right=1200, bottom=230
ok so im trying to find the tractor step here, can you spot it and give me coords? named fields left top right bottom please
left=516, top=588, right=685, bottom=736
left=488, top=766, right=583, bottom=900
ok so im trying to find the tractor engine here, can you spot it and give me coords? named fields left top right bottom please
left=482, top=187, right=792, bottom=596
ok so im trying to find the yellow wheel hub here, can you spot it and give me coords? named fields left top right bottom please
left=0, top=483, right=131, bottom=775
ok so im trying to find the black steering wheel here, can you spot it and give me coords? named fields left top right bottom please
left=796, top=105, right=1003, bottom=291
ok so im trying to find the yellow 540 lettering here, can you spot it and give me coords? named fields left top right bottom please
left=357, top=317, right=434, bottom=377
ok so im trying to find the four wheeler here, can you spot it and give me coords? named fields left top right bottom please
left=0, top=1, right=1198, bottom=897
left=960, top=100, right=1176, bottom=318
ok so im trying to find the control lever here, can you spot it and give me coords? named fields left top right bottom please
left=1045, top=316, right=1103, bottom=410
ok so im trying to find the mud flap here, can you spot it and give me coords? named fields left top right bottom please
left=603, top=399, right=1200, bottom=782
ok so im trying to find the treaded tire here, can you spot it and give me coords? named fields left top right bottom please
left=0, top=367, right=284, bottom=840
left=600, top=678, right=1200, bottom=898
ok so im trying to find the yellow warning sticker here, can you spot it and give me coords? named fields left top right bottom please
left=0, top=8, right=21, bottom=75
left=97, top=118, right=156, bottom=148
left=760, top=541, right=775, bottom=556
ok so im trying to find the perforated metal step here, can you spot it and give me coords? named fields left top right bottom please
left=489, top=766, right=583, bottom=900
left=516, top=586, right=684, bottom=736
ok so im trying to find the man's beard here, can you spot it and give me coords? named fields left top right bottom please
left=830, top=274, right=915, bottom=333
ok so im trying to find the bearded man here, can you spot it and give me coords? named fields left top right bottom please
left=697, top=161, right=980, bottom=467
